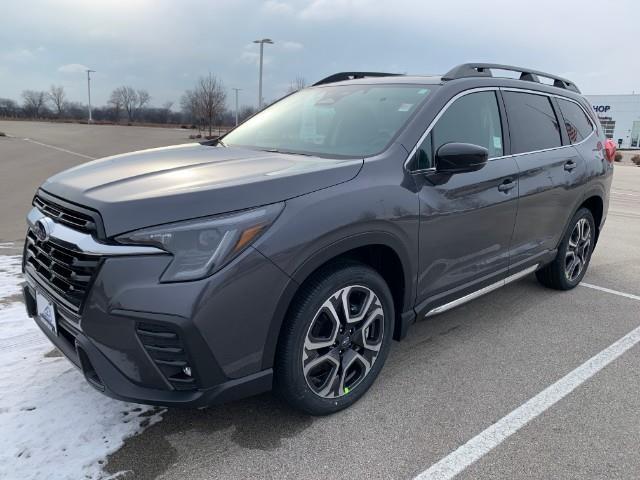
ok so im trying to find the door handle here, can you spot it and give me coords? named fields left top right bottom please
left=564, top=160, right=577, bottom=172
left=498, top=179, right=516, bottom=193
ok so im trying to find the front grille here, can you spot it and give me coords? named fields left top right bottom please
left=25, top=229, right=100, bottom=312
left=33, top=196, right=97, bottom=235
left=136, top=322, right=197, bottom=391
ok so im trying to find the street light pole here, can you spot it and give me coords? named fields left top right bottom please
left=86, top=69, right=95, bottom=124
left=253, top=38, right=273, bottom=109
left=232, top=88, right=242, bottom=126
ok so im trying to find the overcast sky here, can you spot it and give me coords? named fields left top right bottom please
left=1, top=0, right=638, bottom=110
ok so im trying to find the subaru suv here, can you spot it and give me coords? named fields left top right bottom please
left=22, top=63, right=614, bottom=415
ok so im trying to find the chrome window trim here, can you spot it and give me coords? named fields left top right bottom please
left=404, top=86, right=596, bottom=173
left=404, top=87, right=499, bottom=172
left=551, top=93, right=597, bottom=141
left=27, top=207, right=165, bottom=256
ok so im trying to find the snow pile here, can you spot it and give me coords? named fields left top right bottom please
left=0, top=254, right=165, bottom=480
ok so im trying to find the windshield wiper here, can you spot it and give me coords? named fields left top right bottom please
left=263, top=148, right=312, bottom=156
left=199, top=138, right=226, bottom=147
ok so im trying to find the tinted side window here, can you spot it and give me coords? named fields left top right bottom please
left=415, top=131, right=433, bottom=169
left=433, top=91, right=504, bottom=159
left=503, top=91, right=561, bottom=154
left=413, top=91, right=503, bottom=169
left=557, top=98, right=594, bottom=144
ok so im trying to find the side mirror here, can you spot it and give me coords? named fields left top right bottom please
left=435, top=142, right=488, bottom=173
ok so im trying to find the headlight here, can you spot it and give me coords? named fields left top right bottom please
left=116, top=203, right=284, bottom=282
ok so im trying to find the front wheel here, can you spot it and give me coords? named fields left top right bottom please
left=274, top=262, right=394, bottom=415
left=536, top=208, right=596, bottom=290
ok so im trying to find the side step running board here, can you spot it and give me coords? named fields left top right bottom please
left=425, top=264, right=539, bottom=317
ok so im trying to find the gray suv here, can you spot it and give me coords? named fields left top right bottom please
left=22, top=63, right=613, bottom=415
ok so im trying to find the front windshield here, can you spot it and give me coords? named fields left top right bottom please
left=223, top=84, right=433, bottom=158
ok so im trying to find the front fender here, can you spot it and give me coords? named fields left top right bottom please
left=254, top=154, right=420, bottom=368
left=257, top=230, right=417, bottom=371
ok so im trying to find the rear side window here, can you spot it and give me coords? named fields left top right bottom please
left=556, top=98, right=594, bottom=144
left=503, top=91, right=561, bottom=154
left=413, top=91, right=503, bottom=169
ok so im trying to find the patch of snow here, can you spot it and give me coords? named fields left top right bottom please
left=0, top=254, right=23, bottom=298
left=0, top=256, right=165, bottom=480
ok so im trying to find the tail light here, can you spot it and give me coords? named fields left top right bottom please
left=604, top=138, right=616, bottom=164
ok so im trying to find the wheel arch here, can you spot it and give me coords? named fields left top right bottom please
left=580, top=195, right=604, bottom=240
left=261, top=232, right=416, bottom=370
left=557, top=188, right=605, bottom=251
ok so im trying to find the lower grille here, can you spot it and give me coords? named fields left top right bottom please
left=136, top=322, right=197, bottom=391
left=24, top=229, right=100, bottom=312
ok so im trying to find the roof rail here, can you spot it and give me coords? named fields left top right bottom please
left=313, top=72, right=403, bottom=86
left=442, top=63, right=581, bottom=93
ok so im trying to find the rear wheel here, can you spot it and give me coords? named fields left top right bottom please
left=536, top=208, right=595, bottom=290
left=274, top=262, right=394, bottom=415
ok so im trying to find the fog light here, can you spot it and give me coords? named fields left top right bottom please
left=183, top=366, right=192, bottom=377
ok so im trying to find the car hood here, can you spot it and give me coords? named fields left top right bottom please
left=41, top=143, right=363, bottom=236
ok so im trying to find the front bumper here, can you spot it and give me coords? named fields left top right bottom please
left=22, top=245, right=292, bottom=407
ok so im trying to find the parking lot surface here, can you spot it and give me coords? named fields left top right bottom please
left=1, top=121, right=639, bottom=479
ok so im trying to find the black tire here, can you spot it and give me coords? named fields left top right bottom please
left=536, top=208, right=596, bottom=290
left=274, top=261, right=394, bottom=415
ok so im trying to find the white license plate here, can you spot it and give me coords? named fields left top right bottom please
left=36, top=290, right=57, bottom=334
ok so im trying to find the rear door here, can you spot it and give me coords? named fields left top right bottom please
left=502, top=90, right=587, bottom=272
left=410, top=89, right=520, bottom=310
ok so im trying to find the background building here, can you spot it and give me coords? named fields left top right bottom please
left=585, top=94, right=640, bottom=149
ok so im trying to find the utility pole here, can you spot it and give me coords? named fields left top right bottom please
left=253, top=38, right=273, bottom=109
left=232, top=88, right=242, bottom=126
left=86, top=69, right=95, bottom=124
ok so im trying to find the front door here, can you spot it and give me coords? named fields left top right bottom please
left=410, top=90, right=519, bottom=310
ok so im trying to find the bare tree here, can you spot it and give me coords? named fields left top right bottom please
left=195, top=73, right=227, bottom=136
left=21, top=90, right=47, bottom=118
left=180, top=89, right=203, bottom=131
left=108, top=88, right=125, bottom=123
left=0, top=98, right=19, bottom=118
left=48, top=85, right=66, bottom=118
left=287, top=76, right=307, bottom=93
left=136, top=89, right=151, bottom=112
left=159, top=101, right=173, bottom=123
left=120, top=86, right=138, bottom=122
left=108, top=87, right=151, bottom=123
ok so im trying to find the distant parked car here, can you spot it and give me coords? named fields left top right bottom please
left=22, top=63, right=613, bottom=415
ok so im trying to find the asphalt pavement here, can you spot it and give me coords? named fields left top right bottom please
left=1, top=120, right=639, bottom=479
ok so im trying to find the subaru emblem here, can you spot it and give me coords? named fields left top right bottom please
left=33, top=218, right=54, bottom=242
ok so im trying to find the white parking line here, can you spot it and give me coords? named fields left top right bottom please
left=612, top=190, right=640, bottom=197
left=22, top=138, right=96, bottom=160
left=581, top=283, right=640, bottom=302
left=414, top=283, right=640, bottom=480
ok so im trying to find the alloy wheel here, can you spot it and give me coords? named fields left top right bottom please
left=565, top=218, right=592, bottom=282
left=302, top=285, right=384, bottom=398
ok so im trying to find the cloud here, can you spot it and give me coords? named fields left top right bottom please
left=2, top=48, right=37, bottom=63
left=262, top=0, right=294, bottom=15
left=238, top=51, right=273, bottom=66
left=298, top=0, right=370, bottom=20
left=1, top=0, right=640, bottom=107
left=58, top=63, right=90, bottom=74
left=280, top=41, right=304, bottom=52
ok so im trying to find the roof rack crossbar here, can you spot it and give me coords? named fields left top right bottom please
left=313, top=72, right=403, bottom=86
left=442, top=63, right=580, bottom=93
